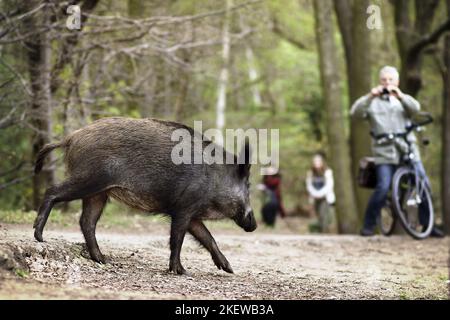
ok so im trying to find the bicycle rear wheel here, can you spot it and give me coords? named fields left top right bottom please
left=391, top=166, right=434, bottom=239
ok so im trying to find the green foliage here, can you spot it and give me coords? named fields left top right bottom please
left=0, top=0, right=446, bottom=230
left=0, top=127, right=33, bottom=210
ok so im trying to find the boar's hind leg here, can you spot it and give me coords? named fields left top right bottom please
left=80, top=192, right=108, bottom=264
left=169, top=216, right=191, bottom=275
left=188, top=220, right=233, bottom=274
left=34, top=177, right=111, bottom=242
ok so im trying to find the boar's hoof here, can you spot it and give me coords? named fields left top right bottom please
left=34, top=229, right=44, bottom=242
left=91, top=253, right=106, bottom=264
left=213, top=255, right=234, bottom=274
left=220, top=263, right=234, bottom=274
left=169, top=263, right=189, bottom=276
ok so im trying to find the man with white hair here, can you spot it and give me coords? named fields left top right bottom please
left=350, top=65, right=444, bottom=237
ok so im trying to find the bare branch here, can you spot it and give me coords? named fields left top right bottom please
left=271, top=16, right=307, bottom=50
left=83, top=0, right=262, bottom=26
left=0, top=107, right=17, bottom=130
left=407, top=18, right=450, bottom=66
left=0, top=161, right=25, bottom=178
left=0, top=57, right=32, bottom=96
left=0, top=175, right=33, bottom=191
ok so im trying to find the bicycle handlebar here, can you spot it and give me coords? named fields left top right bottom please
left=409, top=112, right=433, bottom=128
left=371, top=112, right=433, bottom=142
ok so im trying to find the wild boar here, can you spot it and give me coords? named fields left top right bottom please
left=33, top=117, right=256, bottom=275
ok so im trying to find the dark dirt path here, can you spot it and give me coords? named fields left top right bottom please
left=0, top=222, right=449, bottom=299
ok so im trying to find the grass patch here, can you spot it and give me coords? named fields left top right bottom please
left=0, top=197, right=169, bottom=230
left=14, top=269, right=29, bottom=278
left=398, top=291, right=410, bottom=300
left=0, top=209, right=74, bottom=226
left=0, top=202, right=165, bottom=231
left=438, top=274, right=448, bottom=282
left=100, top=200, right=168, bottom=230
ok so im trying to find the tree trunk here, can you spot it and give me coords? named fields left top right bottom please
left=230, top=53, right=245, bottom=111
left=240, top=12, right=261, bottom=108
left=216, top=0, right=232, bottom=145
left=334, top=0, right=372, bottom=221
left=173, top=51, right=190, bottom=122
left=163, top=62, right=172, bottom=118
left=153, top=57, right=166, bottom=116
left=442, top=1, right=450, bottom=234
left=349, top=0, right=373, bottom=222
left=314, top=0, right=359, bottom=233
left=245, top=44, right=262, bottom=108
left=25, top=3, right=55, bottom=209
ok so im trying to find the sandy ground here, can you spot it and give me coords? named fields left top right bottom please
left=0, top=220, right=449, bottom=300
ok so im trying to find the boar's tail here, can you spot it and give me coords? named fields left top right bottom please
left=34, top=142, right=63, bottom=174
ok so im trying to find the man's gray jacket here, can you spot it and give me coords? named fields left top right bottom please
left=350, top=93, right=421, bottom=165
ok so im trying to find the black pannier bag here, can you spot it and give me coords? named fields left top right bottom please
left=357, top=157, right=377, bottom=189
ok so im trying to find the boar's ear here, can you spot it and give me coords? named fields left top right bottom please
left=237, top=139, right=252, bottom=178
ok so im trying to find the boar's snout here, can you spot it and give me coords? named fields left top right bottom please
left=243, top=212, right=257, bottom=232
left=234, top=210, right=257, bottom=232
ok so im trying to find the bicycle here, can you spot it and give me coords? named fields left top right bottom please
left=374, top=112, right=434, bottom=239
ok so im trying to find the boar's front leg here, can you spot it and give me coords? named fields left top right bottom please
left=169, top=216, right=191, bottom=275
left=188, top=220, right=233, bottom=274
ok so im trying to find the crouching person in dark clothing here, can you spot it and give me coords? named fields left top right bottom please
left=258, top=167, right=286, bottom=227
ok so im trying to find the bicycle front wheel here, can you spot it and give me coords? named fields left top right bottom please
left=391, top=166, right=434, bottom=239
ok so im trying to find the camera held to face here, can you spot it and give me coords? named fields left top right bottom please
left=380, top=87, right=390, bottom=100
